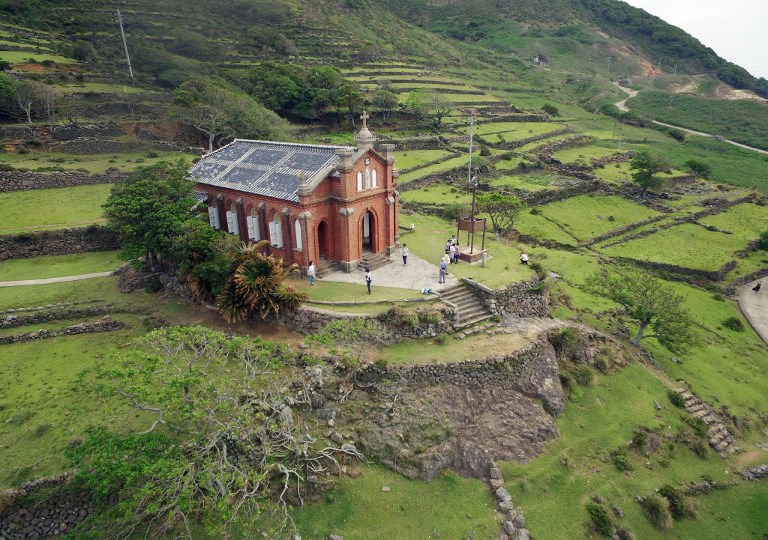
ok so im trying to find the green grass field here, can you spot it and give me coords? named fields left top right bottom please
left=0, top=251, right=121, bottom=281
left=395, top=149, right=456, bottom=170
left=600, top=223, right=745, bottom=270
left=398, top=151, right=479, bottom=184
left=0, top=150, right=196, bottom=174
left=0, top=184, right=111, bottom=233
left=538, top=194, right=661, bottom=242
left=0, top=184, right=112, bottom=234
left=0, top=50, right=77, bottom=64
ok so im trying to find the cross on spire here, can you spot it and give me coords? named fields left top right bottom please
left=360, top=110, right=369, bottom=129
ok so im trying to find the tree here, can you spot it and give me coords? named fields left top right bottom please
left=684, top=159, right=711, bottom=179
left=403, top=88, right=429, bottom=120
left=428, top=91, right=453, bottom=129
left=541, top=103, right=560, bottom=117
left=216, top=241, right=308, bottom=322
left=13, top=78, right=47, bottom=124
left=103, top=160, right=196, bottom=267
left=72, top=326, right=363, bottom=538
left=476, top=192, right=524, bottom=235
left=373, top=88, right=399, bottom=120
left=306, top=318, right=387, bottom=369
left=629, top=150, right=670, bottom=194
left=172, top=78, right=289, bottom=152
left=586, top=264, right=695, bottom=353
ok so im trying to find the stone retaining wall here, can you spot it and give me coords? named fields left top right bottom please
left=0, top=317, right=127, bottom=345
left=358, top=339, right=563, bottom=415
left=0, top=472, right=93, bottom=540
left=463, top=277, right=548, bottom=318
left=0, top=226, right=120, bottom=261
left=0, top=171, right=124, bottom=192
left=1, top=305, right=119, bottom=329
left=617, top=257, right=737, bottom=283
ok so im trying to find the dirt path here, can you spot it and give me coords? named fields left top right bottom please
left=738, top=278, right=768, bottom=346
left=612, top=82, right=768, bottom=156
left=0, top=271, right=113, bottom=287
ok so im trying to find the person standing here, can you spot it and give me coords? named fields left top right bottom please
left=449, top=243, right=456, bottom=264
left=365, top=267, right=372, bottom=295
left=307, top=261, right=316, bottom=286
left=453, top=243, right=460, bottom=264
left=401, top=243, right=410, bottom=265
left=439, top=259, right=448, bottom=284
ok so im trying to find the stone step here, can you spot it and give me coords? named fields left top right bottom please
left=457, top=313, right=495, bottom=330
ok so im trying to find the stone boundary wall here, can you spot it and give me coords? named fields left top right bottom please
left=398, top=151, right=462, bottom=175
left=581, top=214, right=669, bottom=247
left=482, top=113, right=548, bottom=123
left=0, top=226, right=120, bottom=261
left=0, top=472, right=94, bottom=539
left=463, top=277, right=548, bottom=317
left=0, top=171, right=125, bottom=192
left=616, top=257, right=737, bottom=282
left=0, top=317, right=126, bottom=345
left=0, top=305, right=126, bottom=329
left=273, top=305, right=455, bottom=340
left=357, top=339, right=563, bottom=415
left=0, top=299, right=101, bottom=315
left=519, top=179, right=604, bottom=206
left=477, top=128, right=573, bottom=150
left=590, top=151, right=635, bottom=168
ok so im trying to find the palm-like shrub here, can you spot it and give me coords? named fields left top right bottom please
left=217, top=241, right=307, bottom=322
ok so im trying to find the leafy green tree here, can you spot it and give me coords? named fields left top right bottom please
left=72, top=326, right=362, bottom=538
left=217, top=241, right=307, bottom=322
left=629, top=150, right=669, bottom=194
left=306, top=318, right=387, bottom=369
left=428, top=91, right=453, bottom=129
left=173, top=78, right=290, bottom=152
left=476, top=192, right=524, bottom=235
left=684, top=159, right=712, bottom=179
left=170, top=219, right=235, bottom=300
left=373, top=88, right=399, bottom=120
left=541, top=103, right=560, bottom=117
left=403, top=88, right=429, bottom=120
left=103, top=160, right=196, bottom=267
left=586, top=264, right=695, bottom=353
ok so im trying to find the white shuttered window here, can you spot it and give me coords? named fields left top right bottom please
left=246, top=215, right=260, bottom=241
left=208, top=207, right=221, bottom=229
left=269, top=216, right=283, bottom=248
left=226, top=211, right=239, bottom=235
left=294, top=220, right=302, bottom=250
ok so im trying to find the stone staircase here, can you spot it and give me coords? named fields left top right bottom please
left=678, top=388, right=739, bottom=457
left=440, top=283, right=495, bottom=331
left=316, top=260, right=340, bottom=278
left=356, top=252, right=392, bottom=272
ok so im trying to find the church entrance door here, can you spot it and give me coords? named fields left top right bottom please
left=317, top=220, right=329, bottom=260
left=362, top=211, right=374, bottom=253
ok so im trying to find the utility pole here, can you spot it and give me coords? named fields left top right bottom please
left=607, top=56, right=612, bottom=74
left=618, top=126, right=624, bottom=149
left=116, top=10, right=134, bottom=84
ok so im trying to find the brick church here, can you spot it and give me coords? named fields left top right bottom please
left=191, top=113, right=399, bottom=273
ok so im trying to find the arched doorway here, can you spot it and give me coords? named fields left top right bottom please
left=362, top=211, right=375, bottom=253
left=317, top=220, right=329, bottom=260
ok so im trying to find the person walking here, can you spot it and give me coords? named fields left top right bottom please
left=308, top=261, right=316, bottom=286
left=365, top=267, right=372, bottom=295
left=439, top=258, right=448, bottom=284
left=401, top=243, right=409, bottom=265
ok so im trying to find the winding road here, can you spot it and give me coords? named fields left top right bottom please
left=612, top=82, right=768, bottom=156
left=738, top=278, right=768, bottom=346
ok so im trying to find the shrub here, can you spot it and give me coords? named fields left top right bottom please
left=594, top=356, right=609, bottom=372
left=529, top=207, right=540, bottom=215
left=683, top=416, right=707, bottom=437
left=613, top=453, right=632, bottom=472
left=572, top=365, right=594, bottom=387
left=418, top=310, right=441, bottom=325
left=0, top=163, right=14, bottom=171
left=586, top=502, right=614, bottom=536
left=658, top=485, right=695, bottom=520
left=640, top=495, right=672, bottom=530
left=722, top=317, right=744, bottom=331
left=550, top=328, right=582, bottom=356
left=34, top=423, right=53, bottom=437
left=433, top=334, right=447, bottom=345
left=5, top=407, right=35, bottom=425
left=145, top=275, right=163, bottom=293
left=668, top=391, right=686, bottom=408
left=631, top=429, right=648, bottom=450
left=145, top=151, right=160, bottom=158
left=384, top=306, right=419, bottom=327
left=541, top=103, right=560, bottom=117
left=759, top=230, right=768, bottom=250
left=607, top=215, right=616, bottom=222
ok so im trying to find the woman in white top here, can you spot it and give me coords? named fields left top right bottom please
left=401, top=244, right=409, bottom=265
left=308, top=261, right=316, bottom=285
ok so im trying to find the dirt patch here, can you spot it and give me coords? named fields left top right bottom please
left=735, top=448, right=768, bottom=468
left=639, top=60, right=662, bottom=77
left=672, top=82, right=699, bottom=94
left=715, top=83, right=768, bottom=102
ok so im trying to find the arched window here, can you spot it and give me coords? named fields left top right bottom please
left=207, top=206, right=221, bottom=229
left=294, top=219, right=302, bottom=250
left=372, top=168, right=378, bottom=188
left=225, top=203, right=239, bottom=236
left=269, top=213, right=283, bottom=248
left=364, top=168, right=371, bottom=189
left=246, top=208, right=260, bottom=241
left=357, top=171, right=363, bottom=192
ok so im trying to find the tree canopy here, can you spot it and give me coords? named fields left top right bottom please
left=476, top=192, right=524, bottom=235
left=629, top=150, right=670, bottom=194
left=586, top=264, right=695, bottom=353
left=172, top=77, right=291, bottom=152
left=103, top=160, right=196, bottom=266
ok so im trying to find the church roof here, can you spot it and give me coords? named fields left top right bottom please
left=191, top=139, right=352, bottom=202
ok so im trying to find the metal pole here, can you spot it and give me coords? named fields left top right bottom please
left=469, top=181, right=476, bottom=255
left=481, top=217, right=486, bottom=251
left=117, top=10, right=134, bottom=83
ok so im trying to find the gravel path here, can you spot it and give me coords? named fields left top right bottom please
left=738, top=277, right=768, bottom=345
left=0, top=271, right=113, bottom=287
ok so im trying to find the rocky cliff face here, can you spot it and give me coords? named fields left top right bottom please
left=351, top=339, right=562, bottom=480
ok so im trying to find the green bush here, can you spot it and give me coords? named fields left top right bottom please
left=550, top=328, right=582, bottom=356
left=585, top=502, right=614, bottom=536
left=640, top=495, right=672, bottom=530
left=722, top=316, right=745, bottom=331
left=631, top=429, right=648, bottom=450
left=613, top=453, right=632, bottom=472
left=0, top=163, right=14, bottom=171
left=668, top=391, right=686, bottom=408
left=658, top=485, right=695, bottom=520
left=683, top=416, right=707, bottom=437
left=572, top=365, right=594, bottom=387
left=145, top=275, right=163, bottom=293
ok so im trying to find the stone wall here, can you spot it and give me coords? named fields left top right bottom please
left=463, top=277, right=549, bottom=318
left=0, top=171, right=125, bottom=192
left=0, top=226, right=120, bottom=261
left=0, top=473, right=93, bottom=540
left=0, top=317, right=126, bottom=345
left=1, top=304, right=118, bottom=329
